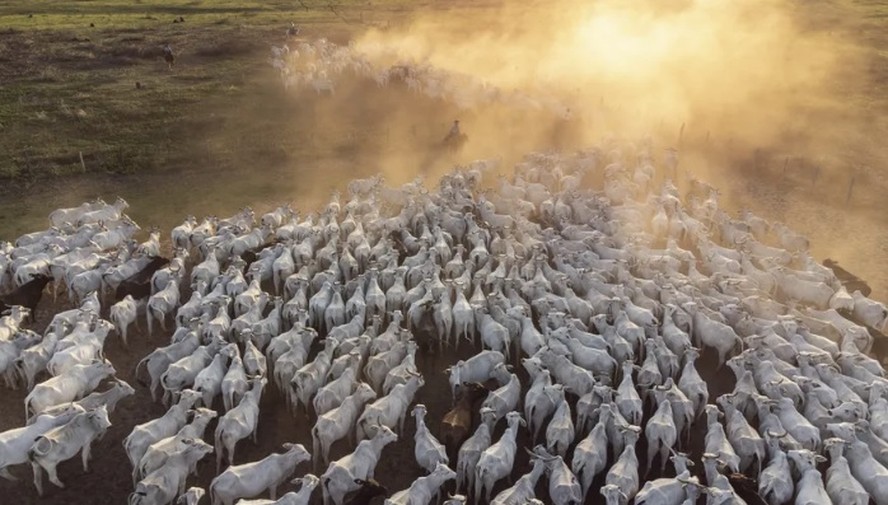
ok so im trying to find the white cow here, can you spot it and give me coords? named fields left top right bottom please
left=209, top=443, right=311, bottom=505
left=14, top=330, right=59, bottom=391
left=193, top=343, right=239, bottom=408
left=475, top=412, right=525, bottom=505
left=234, top=474, right=319, bottom=505
left=177, top=487, right=206, bottom=505
left=215, top=378, right=267, bottom=472
left=148, top=279, right=181, bottom=335
left=456, top=407, right=497, bottom=496
left=320, top=425, right=398, bottom=505
left=130, top=440, right=214, bottom=505
left=24, top=360, right=116, bottom=419
left=125, top=389, right=202, bottom=484
left=110, top=294, right=140, bottom=347
left=29, top=406, right=112, bottom=496
left=851, top=291, right=888, bottom=332
left=222, top=352, right=249, bottom=413
left=135, top=328, right=202, bottom=402
left=138, top=408, right=219, bottom=480
left=489, top=458, right=546, bottom=505
left=46, top=320, right=114, bottom=376
left=313, top=366, right=359, bottom=418
left=311, top=383, right=377, bottom=469
left=446, top=351, right=505, bottom=398
left=49, top=199, right=106, bottom=227
left=0, top=329, right=40, bottom=388
left=385, top=463, right=456, bottom=505
left=356, top=374, right=424, bottom=441
left=481, top=370, right=521, bottom=424
left=412, top=404, right=448, bottom=474
left=0, top=406, right=81, bottom=480
left=161, top=338, right=226, bottom=406
left=32, top=379, right=134, bottom=424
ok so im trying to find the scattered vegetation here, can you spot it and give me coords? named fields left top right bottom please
left=0, top=0, right=419, bottom=183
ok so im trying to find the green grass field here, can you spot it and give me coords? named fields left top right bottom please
left=0, top=0, right=428, bottom=182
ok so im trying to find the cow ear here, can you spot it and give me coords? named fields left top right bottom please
left=354, top=478, right=365, bottom=485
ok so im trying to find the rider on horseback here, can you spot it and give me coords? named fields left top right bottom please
left=444, top=120, right=461, bottom=143
left=442, top=120, right=468, bottom=153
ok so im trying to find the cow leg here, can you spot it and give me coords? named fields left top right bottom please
left=46, top=463, right=64, bottom=489
left=323, top=442, right=332, bottom=467
left=646, top=442, right=657, bottom=477
left=269, top=485, right=277, bottom=500
left=31, top=463, right=44, bottom=496
left=81, top=444, right=91, bottom=472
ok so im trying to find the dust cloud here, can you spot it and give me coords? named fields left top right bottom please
left=349, top=0, right=866, bottom=171
left=264, top=0, right=883, bottom=294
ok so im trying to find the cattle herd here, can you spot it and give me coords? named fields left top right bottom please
left=1, top=142, right=888, bottom=505
left=268, top=38, right=573, bottom=118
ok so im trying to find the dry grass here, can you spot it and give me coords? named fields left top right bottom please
left=0, top=0, right=425, bottom=184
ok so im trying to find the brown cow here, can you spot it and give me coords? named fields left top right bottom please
left=440, top=382, right=491, bottom=458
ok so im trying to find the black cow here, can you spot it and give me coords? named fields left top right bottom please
left=0, top=273, right=52, bottom=321
left=727, top=473, right=769, bottom=505
left=823, top=258, right=872, bottom=297
left=239, top=241, right=279, bottom=272
left=115, top=256, right=170, bottom=301
left=343, top=478, right=388, bottom=505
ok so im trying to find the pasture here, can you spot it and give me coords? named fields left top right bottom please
left=0, top=1, right=887, bottom=505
